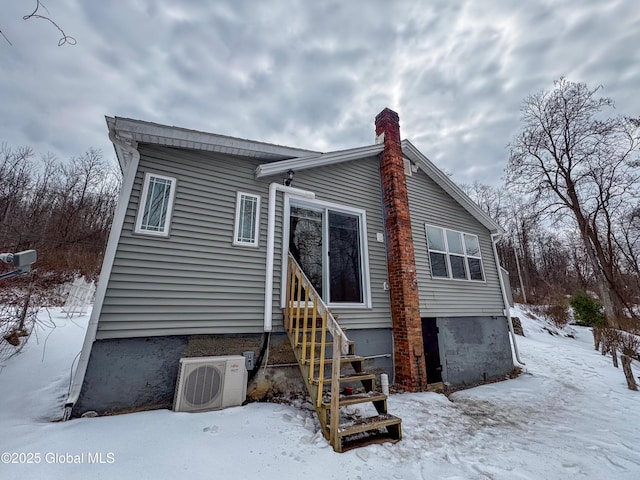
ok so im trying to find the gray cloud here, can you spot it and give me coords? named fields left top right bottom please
left=1, top=0, right=639, bottom=187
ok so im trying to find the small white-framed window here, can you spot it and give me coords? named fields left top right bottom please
left=233, top=192, right=261, bottom=247
left=425, top=225, right=485, bottom=282
left=135, top=172, right=177, bottom=236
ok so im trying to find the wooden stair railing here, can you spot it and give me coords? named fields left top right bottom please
left=284, top=253, right=402, bottom=452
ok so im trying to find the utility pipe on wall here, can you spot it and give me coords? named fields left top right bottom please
left=491, top=233, right=525, bottom=365
left=263, top=183, right=315, bottom=332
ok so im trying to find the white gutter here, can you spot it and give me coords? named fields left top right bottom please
left=64, top=131, right=141, bottom=417
left=255, top=144, right=384, bottom=178
left=491, top=233, right=525, bottom=366
left=263, top=183, right=315, bottom=331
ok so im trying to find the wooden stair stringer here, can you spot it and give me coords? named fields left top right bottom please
left=286, top=330, right=329, bottom=440
left=288, top=328, right=403, bottom=452
left=283, top=253, right=402, bottom=452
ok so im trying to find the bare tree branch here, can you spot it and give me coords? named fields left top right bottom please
left=0, top=28, right=13, bottom=46
left=1, top=0, right=76, bottom=47
left=23, top=0, right=76, bottom=46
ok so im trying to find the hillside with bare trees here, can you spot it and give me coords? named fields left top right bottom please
left=0, top=143, right=119, bottom=285
left=462, top=80, right=640, bottom=332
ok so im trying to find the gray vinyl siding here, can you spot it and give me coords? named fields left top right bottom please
left=97, top=145, right=391, bottom=339
left=406, top=170, right=505, bottom=317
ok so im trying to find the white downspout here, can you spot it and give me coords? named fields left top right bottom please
left=263, top=183, right=315, bottom=332
left=64, top=131, right=141, bottom=417
left=491, top=233, right=525, bottom=366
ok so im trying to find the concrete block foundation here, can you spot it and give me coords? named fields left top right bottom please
left=437, top=316, right=514, bottom=386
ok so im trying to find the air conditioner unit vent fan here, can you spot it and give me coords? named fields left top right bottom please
left=173, top=356, right=247, bottom=413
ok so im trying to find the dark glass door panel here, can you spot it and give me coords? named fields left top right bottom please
left=328, top=211, right=362, bottom=303
left=289, top=206, right=323, bottom=296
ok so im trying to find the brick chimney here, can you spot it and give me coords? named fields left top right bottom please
left=375, top=108, right=427, bottom=392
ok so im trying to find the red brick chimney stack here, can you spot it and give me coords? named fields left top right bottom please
left=375, top=108, right=427, bottom=392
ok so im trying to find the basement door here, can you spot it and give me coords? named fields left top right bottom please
left=421, top=317, right=443, bottom=384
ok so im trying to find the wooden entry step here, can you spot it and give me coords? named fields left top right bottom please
left=302, top=354, right=365, bottom=366
left=312, top=372, right=376, bottom=386
left=336, top=414, right=402, bottom=453
left=321, top=391, right=388, bottom=409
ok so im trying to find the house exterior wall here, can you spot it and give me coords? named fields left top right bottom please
left=72, top=328, right=394, bottom=416
left=72, top=336, right=188, bottom=415
left=405, top=168, right=514, bottom=385
left=406, top=169, right=505, bottom=317
left=97, top=144, right=392, bottom=339
left=437, top=316, right=513, bottom=385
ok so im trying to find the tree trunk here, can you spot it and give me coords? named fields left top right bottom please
left=593, top=329, right=601, bottom=351
left=621, top=355, right=638, bottom=391
left=569, top=195, right=627, bottom=329
left=587, top=235, right=632, bottom=326
left=611, top=347, right=618, bottom=368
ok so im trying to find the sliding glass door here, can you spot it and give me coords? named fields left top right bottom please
left=288, top=203, right=365, bottom=306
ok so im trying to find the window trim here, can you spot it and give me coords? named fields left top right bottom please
left=134, top=172, right=177, bottom=237
left=281, top=195, right=372, bottom=309
left=425, top=224, right=486, bottom=282
left=233, top=192, right=261, bottom=247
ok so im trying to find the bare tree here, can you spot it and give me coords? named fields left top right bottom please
left=1, top=144, right=119, bottom=281
left=507, top=78, right=640, bottom=326
left=459, top=181, right=506, bottom=225
left=613, top=205, right=640, bottom=301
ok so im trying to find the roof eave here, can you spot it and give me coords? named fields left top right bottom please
left=106, top=116, right=135, bottom=173
left=105, top=116, right=318, bottom=164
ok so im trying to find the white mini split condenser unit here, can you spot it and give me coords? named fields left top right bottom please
left=173, top=356, right=248, bottom=413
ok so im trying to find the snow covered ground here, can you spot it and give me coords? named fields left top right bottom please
left=1, top=305, right=639, bottom=479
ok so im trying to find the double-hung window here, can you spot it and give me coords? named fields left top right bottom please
left=135, top=173, right=177, bottom=236
left=425, top=225, right=484, bottom=281
left=233, top=192, right=261, bottom=247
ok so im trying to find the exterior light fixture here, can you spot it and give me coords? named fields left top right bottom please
left=285, top=169, right=294, bottom=186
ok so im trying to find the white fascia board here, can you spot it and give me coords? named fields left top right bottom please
left=106, top=116, right=129, bottom=172
left=255, top=144, right=384, bottom=178
left=401, top=140, right=504, bottom=235
left=109, top=117, right=317, bottom=160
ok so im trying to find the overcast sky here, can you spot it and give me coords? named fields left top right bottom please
left=1, top=1, right=639, bottom=186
